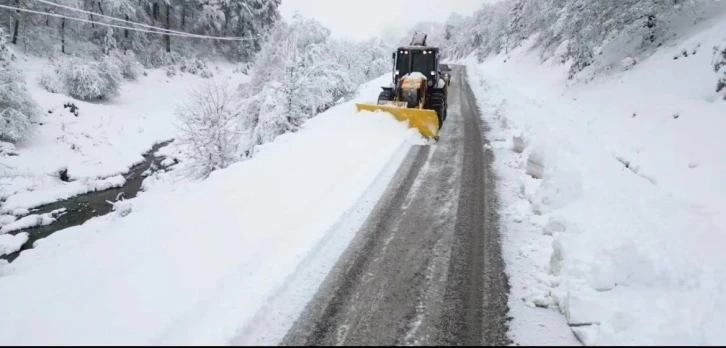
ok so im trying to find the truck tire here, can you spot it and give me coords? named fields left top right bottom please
left=378, top=89, right=394, bottom=102
left=441, top=90, right=448, bottom=121
left=426, top=90, right=446, bottom=129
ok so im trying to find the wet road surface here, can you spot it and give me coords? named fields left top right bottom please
left=281, top=66, right=511, bottom=346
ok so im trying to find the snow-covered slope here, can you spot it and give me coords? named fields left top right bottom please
left=0, top=75, right=424, bottom=345
left=0, top=55, right=247, bottom=213
left=468, top=18, right=726, bottom=345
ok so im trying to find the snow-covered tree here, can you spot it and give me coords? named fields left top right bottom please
left=328, top=38, right=391, bottom=85
left=238, top=15, right=387, bottom=155
left=110, top=49, right=144, bottom=80
left=411, top=0, right=708, bottom=78
left=241, top=16, right=343, bottom=146
left=3, top=0, right=281, bottom=64
left=55, top=56, right=123, bottom=100
left=354, top=38, right=392, bottom=81
left=505, top=0, right=525, bottom=52
left=176, top=78, right=241, bottom=179
left=0, top=29, right=40, bottom=143
left=714, top=46, right=726, bottom=99
left=102, top=28, right=117, bottom=55
left=38, top=68, right=64, bottom=94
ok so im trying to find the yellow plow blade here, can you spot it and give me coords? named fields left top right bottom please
left=355, top=103, right=440, bottom=139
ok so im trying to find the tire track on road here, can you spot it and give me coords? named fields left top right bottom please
left=280, top=66, right=510, bottom=346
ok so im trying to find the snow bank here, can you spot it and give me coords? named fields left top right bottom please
left=468, top=19, right=726, bottom=345
left=0, top=215, right=17, bottom=227
left=0, top=233, right=28, bottom=257
left=0, top=209, right=64, bottom=234
left=0, top=75, right=423, bottom=345
left=1, top=175, right=125, bottom=213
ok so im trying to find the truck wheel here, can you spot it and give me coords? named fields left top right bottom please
left=426, top=91, right=446, bottom=129
left=442, top=92, right=448, bottom=121
left=378, top=90, right=394, bottom=103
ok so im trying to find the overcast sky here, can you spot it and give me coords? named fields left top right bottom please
left=279, top=0, right=486, bottom=43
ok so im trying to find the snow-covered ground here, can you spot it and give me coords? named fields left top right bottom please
left=0, top=55, right=247, bottom=215
left=468, top=16, right=726, bottom=346
left=0, top=74, right=424, bottom=345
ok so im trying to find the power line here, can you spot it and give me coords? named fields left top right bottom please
left=0, top=3, right=258, bottom=41
left=33, top=0, right=233, bottom=39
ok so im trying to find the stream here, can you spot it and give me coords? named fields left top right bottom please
left=1, top=140, right=174, bottom=263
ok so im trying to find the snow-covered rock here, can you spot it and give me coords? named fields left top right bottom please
left=0, top=232, right=28, bottom=257
left=620, top=57, right=638, bottom=71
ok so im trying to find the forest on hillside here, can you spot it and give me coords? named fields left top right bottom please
left=1, top=0, right=280, bottom=62
left=404, top=0, right=726, bottom=80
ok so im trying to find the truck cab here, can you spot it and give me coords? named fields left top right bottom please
left=390, top=46, right=445, bottom=90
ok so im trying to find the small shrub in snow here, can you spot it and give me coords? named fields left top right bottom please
left=178, top=57, right=213, bottom=78
left=56, top=56, right=123, bottom=100
left=0, top=29, right=40, bottom=143
left=166, top=65, right=177, bottom=77
left=179, top=57, right=202, bottom=74
left=235, top=63, right=251, bottom=74
left=111, top=50, right=144, bottom=81
left=63, top=102, right=80, bottom=117
left=0, top=141, right=16, bottom=156
left=141, top=49, right=181, bottom=69
left=620, top=57, right=637, bottom=71
left=718, top=77, right=726, bottom=99
left=98, top=56, right=123, bottom=97
left=38, top=69, right=64, bottom=94
left=713, top=46, right=726, bottom=71
left=713, top=46, right=726, bottom=98
left=108, top=199, right=132, bottom=218
left=176, top=79, right=241, bottom=180
left=199, top=69, right=213, bottom=79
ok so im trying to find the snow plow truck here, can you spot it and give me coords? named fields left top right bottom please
left=355, top=32, right=448, bottom=140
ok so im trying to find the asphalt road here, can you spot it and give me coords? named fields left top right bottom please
left=281, top=66, right=511, bottom=346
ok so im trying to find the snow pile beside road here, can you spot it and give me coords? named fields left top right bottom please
left=468, top=20, right=726, bottom=346
left=0, top=74, right=424, bottom=345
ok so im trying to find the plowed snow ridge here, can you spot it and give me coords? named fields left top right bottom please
left=0, top=75, right=425, bottom=345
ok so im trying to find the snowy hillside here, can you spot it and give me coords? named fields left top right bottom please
left=467, top=15, right=726, bottom=346
left=1, top=54, right=246, bottom=213
left=0, top=6, right=394, bottom=256
left=0, top=74, right=425, bottom=345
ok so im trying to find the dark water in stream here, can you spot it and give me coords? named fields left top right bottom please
left=2, top=140, right=174, bottom=263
